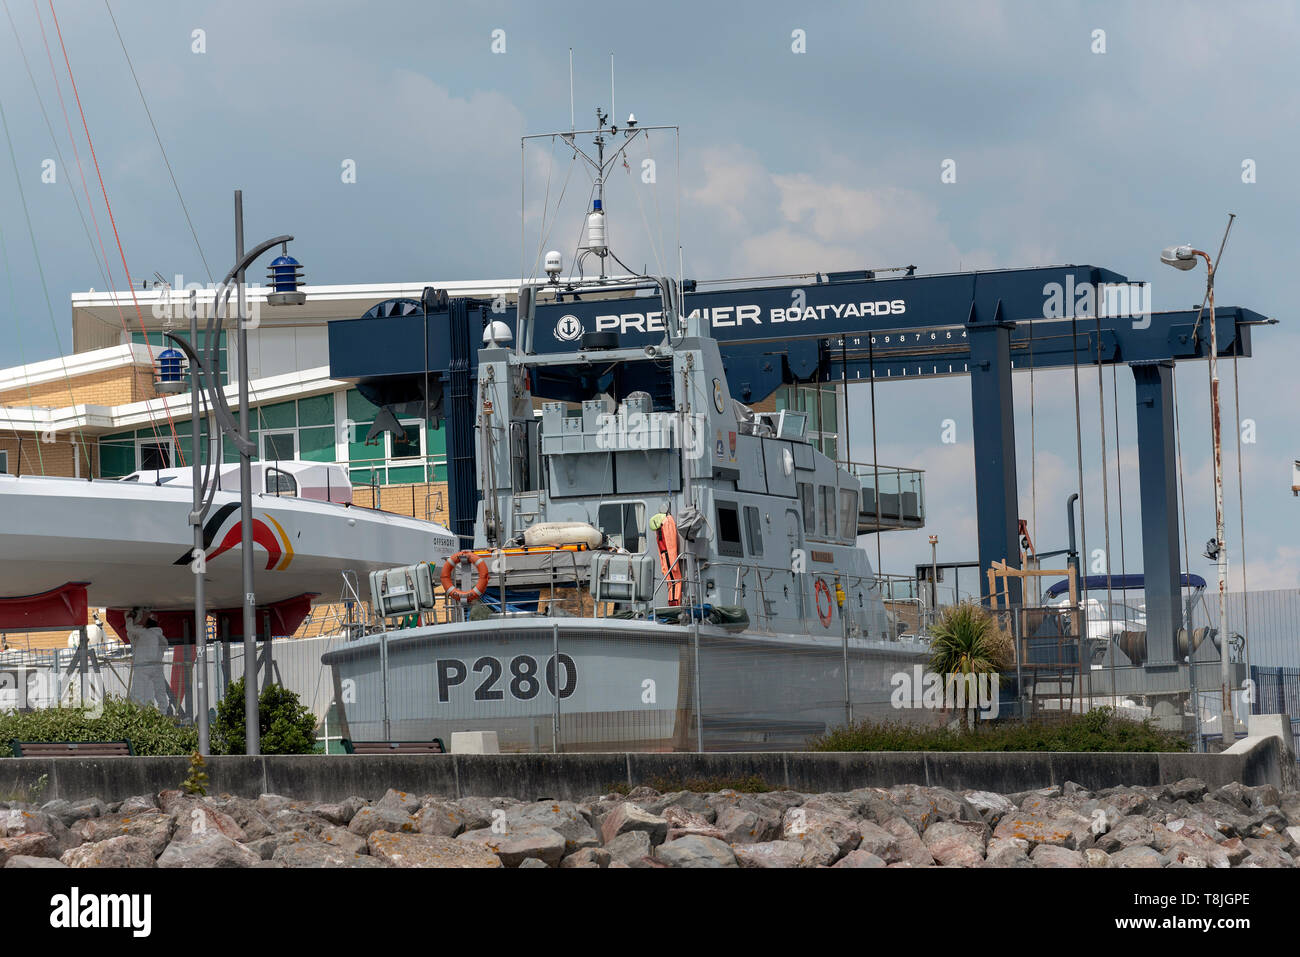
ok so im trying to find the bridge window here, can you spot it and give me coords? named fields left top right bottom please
left=265, top=467, right=297, bottom=496
left=820, top=485, right=837, bottom=539
left=839, top=489, right=858, bottom=540
left=743, top=505, right=764, bottom=557
left=598, top=502, right=646, bottom=553
left=798, top=482, right=815, bottom=535
left=715, top=500, right=744, bottom=558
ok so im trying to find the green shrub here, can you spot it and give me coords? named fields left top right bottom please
left=0, top=696, right=198, bottom=757
left=211, top=679, right=320, bottom=755
left=809, top=707, right=1189, bottom=753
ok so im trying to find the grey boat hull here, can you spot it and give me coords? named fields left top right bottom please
left=322, top=618, right=933, bottom=752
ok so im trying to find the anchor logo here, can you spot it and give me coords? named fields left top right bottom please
left=555, top=314, right=584, bottom=342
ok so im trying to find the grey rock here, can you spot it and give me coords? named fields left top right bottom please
left=732, top=840, right=807, bottom=869
left=245, top=829, right=316, bottom=860
left=855, top=820, right=899, bottom=860
left=61, top=835, right=156, bottom=868
left=832, top=850, right=887, bottom=868
left=457, top=824, right=567, bottom=867
left=255, top=793, right=300, bottom=816
left=1097, top=815, right=1156, bottom=853
left=348, top=806, right=419, bottom=837
left=506, top=800, right=599, bottom=854
left=714, top=805, right=771, bottom=844
left=1167, top=778, right=1208, bottom=803
left=1108, top=846, right=1165, bottom=868
left=375, top=788, right=423, bottom=815
left=273, top=843, right=389, bottom=868
left=306, top=802, right=356, bottom=826
left=881, top=816, right=934, bottom=866
left=985, top=837, right=1031, bottom=867
left=371, top=830, right=505, bottom=868
left=992, top=814, right=1082, bottom=849
left=1240, top=838, right=1295, bottom=868
left=654, top=834, right=737, bottom=868
left=5, top=854, right=68, bottom=868
left=1084, top=848, right=1111, bottom=868
left=171, top=802, right=247, bottom=844
left=518, top=857, right=550, bottom=868
left=783, top=807, right=861, bottom=857
left=922, top=821, right=986, bottom=867
left=317, top=824, right=368, bottom=856
left=71, top=811, right=174, bottom=857
left=416, top=798, right=467, bottom=838
left=559, top=847, right=611, bottom=868
left=963, top=790, right=1016, bottom=825
left=0, top=832, right=56, bottom=864
left=158, top=832, right=261, bottom=868
left=1030, top=844, right=1085, bottom=868
left=599, top=802, right=668, bottom=846
left=119, top=794, right=159, bottom=815
left=752, top=790, right=808, bottom=814
left=211, top=796, right=274, bottom=841
left=603, top=829, right=653, bottom=867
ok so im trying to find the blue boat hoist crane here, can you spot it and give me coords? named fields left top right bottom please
left=327, top=264, right=1273, bottom=669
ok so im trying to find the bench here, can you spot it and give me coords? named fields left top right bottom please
left=10, top=740, right=134, bottom=757
left=341, top=738, right=445, bottom=755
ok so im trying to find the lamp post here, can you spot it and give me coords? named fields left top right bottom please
left=162, top=189, right=305, bottom=755
left=1160, top=242, right=1232, bottom=746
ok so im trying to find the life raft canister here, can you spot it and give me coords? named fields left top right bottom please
left=441, top=550, right=491, bottom=603
left=814, top=578, right=834, bottom=627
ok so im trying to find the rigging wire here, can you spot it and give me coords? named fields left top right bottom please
left=46, top=0, right=185, bottom=463
left=0, top=214, right=46, bottom=475
left=0, top=85, right=90, bottom=474
left=103, top=0, right=212, bottom=285
left=1111, top=364, right=1127, bottom=582
left=30, top=0, right=173, bottom=462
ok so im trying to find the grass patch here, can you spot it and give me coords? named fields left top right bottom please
left=809, top=707, right=1189, bottom=753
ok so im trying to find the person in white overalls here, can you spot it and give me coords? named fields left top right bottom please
left=126, top=608, right=171, bottom=713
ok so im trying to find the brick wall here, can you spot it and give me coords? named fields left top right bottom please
left=0, top=434, right=97, bottom=477
left=0, top=364, right=156, bottom=409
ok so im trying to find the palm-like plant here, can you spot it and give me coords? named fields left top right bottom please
left=926, top=602, right=1008, bottom=728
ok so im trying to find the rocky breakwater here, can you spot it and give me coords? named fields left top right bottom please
left=1, top=778, right=1298, bottom=868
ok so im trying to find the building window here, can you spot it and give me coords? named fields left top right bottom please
left=137, top=438, right=173, bottom=471
left=389, top=420, right=423, bottom=460
left=262, top=430, right=297, bottom=461
left=0, top=450, right=7, bottom=474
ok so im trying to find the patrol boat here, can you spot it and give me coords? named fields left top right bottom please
left=323, top=113, right=931, bottom=752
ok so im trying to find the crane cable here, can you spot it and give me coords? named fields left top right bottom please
left=1095, top=314, right=1116, bottom=705
left=46, top=0, right=185, bottom=464
left=1230, top=348, right=1249, bottom=667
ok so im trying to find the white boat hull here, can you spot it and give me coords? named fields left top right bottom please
left=0, top=474, right=456, bottom=612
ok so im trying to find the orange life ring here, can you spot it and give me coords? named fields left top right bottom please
left=441, top=550, right=490, bottom=603
left=814, top=578, right=833, bottom=627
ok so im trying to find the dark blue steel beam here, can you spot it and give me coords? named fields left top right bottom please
left=1131, top=360, right=1182, bottom=667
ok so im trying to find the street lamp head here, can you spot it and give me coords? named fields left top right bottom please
left=1160, top=244, right=1198, bottom=270
left=266, top=246, right=307, bottom=306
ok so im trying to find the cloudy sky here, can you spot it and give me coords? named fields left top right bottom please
left=0, top=0, right=1296, bottom=607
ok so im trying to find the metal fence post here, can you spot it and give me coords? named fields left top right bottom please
left=1013, top=605, right=1025, bottom=723
left=380, top=631, right=390, bottom=740
left=552, top=622, right=561, bottom=754
left=692, top=621, right=703, bottom=752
